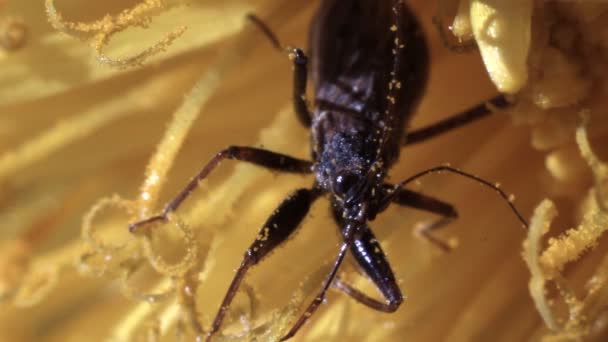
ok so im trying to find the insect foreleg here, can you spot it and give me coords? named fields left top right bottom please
left=206, top=188, right=321, bottom=342
left=333, top=226, right=403, bottom=313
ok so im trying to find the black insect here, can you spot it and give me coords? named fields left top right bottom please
left=129, top=0, right=528, bottom=340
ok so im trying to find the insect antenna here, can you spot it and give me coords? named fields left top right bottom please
left=393, top=165, right=529, bottom=229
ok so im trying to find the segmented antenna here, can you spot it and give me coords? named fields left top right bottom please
left=393, top=165, right=529, bottom=229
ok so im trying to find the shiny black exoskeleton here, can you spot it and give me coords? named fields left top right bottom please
left=129, top=1, right=526, bottom=340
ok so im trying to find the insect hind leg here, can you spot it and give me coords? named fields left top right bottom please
left=403, top=95, right=510, bottom=146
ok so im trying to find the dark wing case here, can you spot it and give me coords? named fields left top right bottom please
left=309, top=0, right=429, bottom=163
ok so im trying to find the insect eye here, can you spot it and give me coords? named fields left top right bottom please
left=334, top=172, right=361, bottom=197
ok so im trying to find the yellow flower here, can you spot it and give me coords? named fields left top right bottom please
left=0, top=0, right=607, bottom=341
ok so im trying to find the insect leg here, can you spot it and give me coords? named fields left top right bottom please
left=290, top=48, right=312, bottom=127
left=403, top=94, right=510, bottom=146
left=247, top=14, right=312, bottom=127
left=390, top=188, right=458, bottom=251
left=391, top=188, right=457, bottom=218
left=318, top=185, right=458, bottom=316
left=205, top=187, right=321, bottom=342
left=333, top=226, right=403, bottom=313
left=279, top=223, right=359, bottom=341
left=129, top=146, right=312, bottom=232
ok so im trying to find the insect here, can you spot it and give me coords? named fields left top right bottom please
left=129, top=0, right=528, bottom=340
